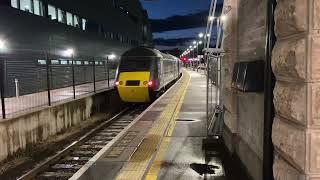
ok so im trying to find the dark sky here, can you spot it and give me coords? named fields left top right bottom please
left=140, top=0, right=223, bottom=51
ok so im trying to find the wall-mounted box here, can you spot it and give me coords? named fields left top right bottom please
left=231, top=61, right=264, bottom=92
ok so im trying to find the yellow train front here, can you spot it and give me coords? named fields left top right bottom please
left=115, top=47, right=181, bottom=103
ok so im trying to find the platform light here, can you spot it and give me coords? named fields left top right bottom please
left=199, top=41, right=203, bottom=44
left=207, top=34, right=211, bottom=37
left=0, top=39, right=6, bottom=50
left=221, top=15, right=227, bottom=21
left=193, top=41, right=196, bottom=45
left=108, top=53, right=117, bottom=60
left=209, top=16, right=215, bottom=21
left=198, top=33, right=204, bottom=38
left=64, top=48, right=74, bottom=57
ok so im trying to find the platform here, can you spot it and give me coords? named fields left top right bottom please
left=73, top=70, right=251, bottom=180
left=0, top=79, right=115, bottom=118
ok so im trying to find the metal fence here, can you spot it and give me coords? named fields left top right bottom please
left=0, top=50, right=118, bottom=119
left=206, top=54, right=224, bottom=136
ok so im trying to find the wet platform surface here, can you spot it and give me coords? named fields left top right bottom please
left=74, top=70, right=251, bottom=180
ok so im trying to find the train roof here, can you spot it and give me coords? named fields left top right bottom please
left=122, top=47, right=178, bottom=60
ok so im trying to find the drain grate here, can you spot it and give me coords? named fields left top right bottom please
left=176, top=118, right=198, bottom=122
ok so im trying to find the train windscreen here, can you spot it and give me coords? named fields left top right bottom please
left=119, top=59, right=152, bottom=72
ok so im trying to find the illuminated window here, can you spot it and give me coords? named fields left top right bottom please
left=37, top=60, right=46, bottom=65
left=33, top=0, right=42, bottom=16
left=51, top=60, right=59, bottom=64
left=95, top=61, right=99, bottom=65
left=48, top=4, right=57, bottom=20
left=84, top=61, right=89, bottom=65
left=20, top=0, right=31, bottom=12
left=66, top=12, right=73, bottom=26
left=76, top=61, right=82, bottom=65
left=11, top=0, right=18, bottom=8
left=60, top=60, right=68, bottom=65
left=82, top=19, right=86, bottom=30
left=74, top=15, right=80, bottom=28
left=58, top=9, right=66, bottom=23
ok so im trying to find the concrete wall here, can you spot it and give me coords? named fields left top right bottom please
left=222, top=0, right=267, bottom=180
left=272, top=0, right=320, bottom=179
left=0, top=90, right=123, bottom=163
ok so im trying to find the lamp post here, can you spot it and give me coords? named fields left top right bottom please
left=0, top=39, right=6, bottom=119
left=65, top=49, right=75, bottom=99
left=108, top=53, right=116, bottom=87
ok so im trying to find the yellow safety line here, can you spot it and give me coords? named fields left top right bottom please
left=145, top=72, right=190, bottom=180
left=115, top=70, right=191, bottom=180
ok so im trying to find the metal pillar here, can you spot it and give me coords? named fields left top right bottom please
left=107, top=56, right=110, bottom=88
left=263, top=0, right=276, bottom=179
left=93, top=57, right=96, bottom=93
left=0, top=58, right=6, bottom=119
left=45, top=52, right=51, bottom=106
left=71, top=54, right=76, bottom=99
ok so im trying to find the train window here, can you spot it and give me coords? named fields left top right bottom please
left=58, top=9, right=66, bottom=23
left=60, top=60, right=68, bottom=65
left=74, top=15, right=80, bottom=28
left=66, top=12, right=73, bottom=26
left=11, top=0, right=18, bottom=8
left=33, top=0, right=42, bottom=16
left=82, top=19, right=86, bottom=30
left=119, top=59, right=151, bottom=72
left=20, top=0, right=32, bottom=12
left=48, top=4, right=57, bottom=20
left=37, top=60, right=46, bottom=65
left=51, top=60, right=59, bottom=64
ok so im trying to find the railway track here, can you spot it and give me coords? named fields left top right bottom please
left=17, top=104, right=148, bottom=180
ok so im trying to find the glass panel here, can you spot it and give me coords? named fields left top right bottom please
left=84, top=61, right=89, bottom=65
left=58, top=9, right=66, bottom=23
left=48, top=4, right=57, bottom=20
left=74, top=15, right=80, bottom=28
left=66, top=12, right=73, bottom=26
left=76, top=61, right=82, bottom=65
left=37, top=60, right=46, bottom=65
left=82, top=19, right=86, bottom=30
left=33, top=0, right=40, bottom=15
left=11, top=0, right=18, bottom=8
left=20, top=0, right=32, bottom=12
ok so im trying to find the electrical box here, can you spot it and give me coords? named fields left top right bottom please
left=231, top=61, right=264, bottom=92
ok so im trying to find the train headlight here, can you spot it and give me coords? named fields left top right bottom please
left=115, top=81, right=123, bottom=86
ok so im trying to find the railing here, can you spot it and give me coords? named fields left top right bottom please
left=0, top=50, right=119, bottom=119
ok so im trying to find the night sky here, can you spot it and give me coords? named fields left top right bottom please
left=140, top=0, right=224, bottom=53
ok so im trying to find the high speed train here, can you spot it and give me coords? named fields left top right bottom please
left=115, top=47, right=181, bottom=103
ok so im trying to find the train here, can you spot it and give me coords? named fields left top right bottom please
left=0, top=0, right=151, bottom=97
left=115, top=47, right=181, bottom=103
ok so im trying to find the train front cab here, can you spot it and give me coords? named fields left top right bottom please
left=116, top=57, right=157, bottom=103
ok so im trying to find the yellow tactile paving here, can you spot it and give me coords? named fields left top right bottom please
left=115, top=71, right=191, bottom=180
